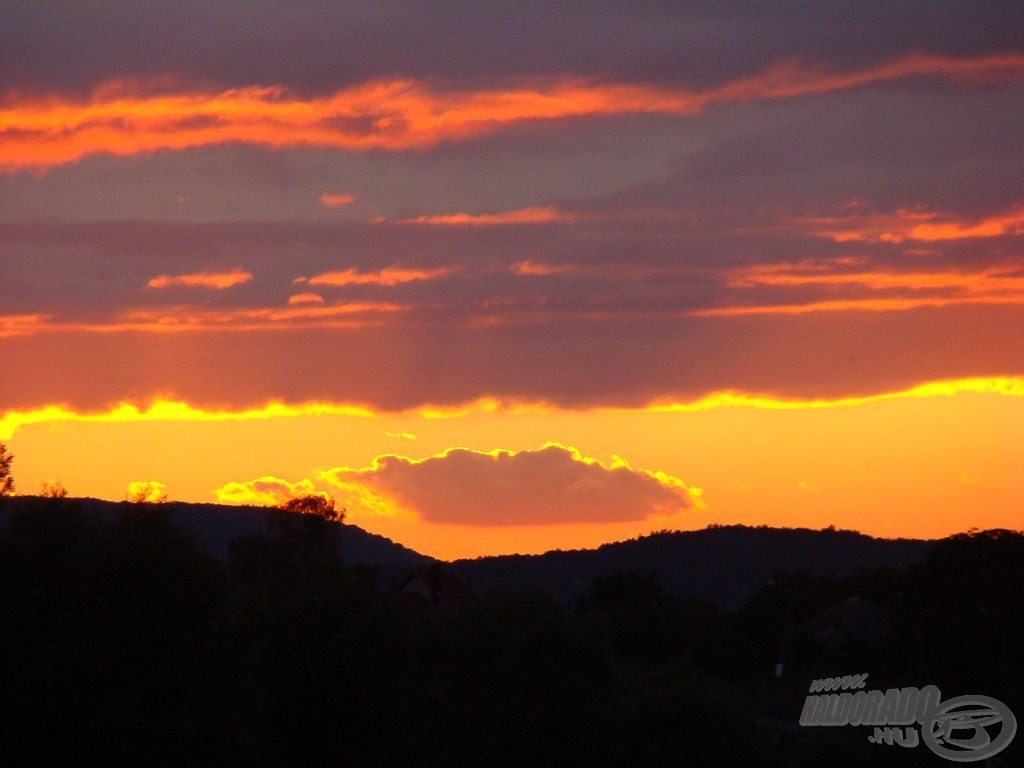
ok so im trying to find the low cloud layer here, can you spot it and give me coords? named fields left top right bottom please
left=322, top=444, right=699, bottom=526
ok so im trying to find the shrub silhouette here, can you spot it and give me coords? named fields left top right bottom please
left=40, top=480, right=68, bottom=498
left=0, top=442, right=13, bottom=496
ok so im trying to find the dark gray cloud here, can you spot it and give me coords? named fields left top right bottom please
left=3, top=303, right=1024, bottom=413
left=580, top=87, right=1024, bottom=217
left=1, top=201, right=1019, bottom=331
left=2, top=2, right=1022, bottom=95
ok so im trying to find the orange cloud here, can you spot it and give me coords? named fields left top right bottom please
left=3, top=53, right=1022, bottom=171
left=0, top=314, right=50, bottom=338
left=506, top=258, right=702, bottom=280
left=321, top=443, right=700, bottom=525
left=689, top=296, right=1024, bottom=316
left=319, top=192, right=358, bottom=208
left=803, top=205, right=1024, bottom=244
left=400, top=206, right=573, bottom=226
left=306, top=265, right=457, bottom=286
left=707, top=260, right=1024, bottom=316
left=508, top=260, right=576, bottom=276
left=146, top=269, right=253, bottom=290
left=908, top=208, right=1024, bottom=241
left=729, top=261, right=1024, bottom=292
left=287, top=292, right=325, bottom=305
left=3, top=301, right=404, bottom=336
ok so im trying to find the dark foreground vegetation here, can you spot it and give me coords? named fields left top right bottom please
left=1, top=497, right=1021, bottom=766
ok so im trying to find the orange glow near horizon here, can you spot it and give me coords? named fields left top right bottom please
left=5, top=377, right=1023, bottom=558
left=4, top=43, right=1023, bottom=563
left=3, top=52, right=1023, bottom=172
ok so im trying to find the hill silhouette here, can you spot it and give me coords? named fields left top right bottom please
left=453, top=525, right=933, bottom=609
left=0, top=496, right=430, bottom=568
left=1, top=498, right=932, bottom=608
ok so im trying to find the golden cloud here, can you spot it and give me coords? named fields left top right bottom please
left=4, top=377, right=1024, bottom=442
left=126, top=479, right=167, bottom=503
left=214, top=475, right=327, bottom=506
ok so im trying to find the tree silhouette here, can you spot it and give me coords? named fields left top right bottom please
left=0, top=442, right=13, bottom=496
left=127, top=480, right=167, bottom=503
left=40, top=480, right=68, bottom=499
left=280, top=494, right=343, bottom=522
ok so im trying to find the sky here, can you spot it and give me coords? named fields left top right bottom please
left=2, top=2, right=1023, bottom=559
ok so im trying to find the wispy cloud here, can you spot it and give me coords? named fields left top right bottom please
left=288, top=292, right=325, bottom=305
left=146, top=269, right=253, bottom=290
left=306, top=265, right=458, bottom=286
left=319, top=192, right=358, bottom=208
left=508, top=260, right=576, bottom=276
left=398, top=206, right=572, bottom=226
left=3, top=302, right=405, bottom=336
left=0, top=314, right=50, bottom=338
left=701, top=260, right=1024, bottom=316
left=801, top=205, right=1024, bottom=244
left=3, top=53, right=1022, bottom=171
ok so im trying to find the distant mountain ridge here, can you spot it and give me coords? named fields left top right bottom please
left=2, top=498, right=936, bottom=609
left=452, top=525, right=934, bottom=609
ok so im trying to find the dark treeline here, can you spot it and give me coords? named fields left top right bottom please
left=0, top=498, right=1021, bottom=766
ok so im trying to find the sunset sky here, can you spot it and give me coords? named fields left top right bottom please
left=3, top=3, right=1023, bottom=559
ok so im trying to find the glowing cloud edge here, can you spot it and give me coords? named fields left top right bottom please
left=3, top=375, right=1024, bottom=440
